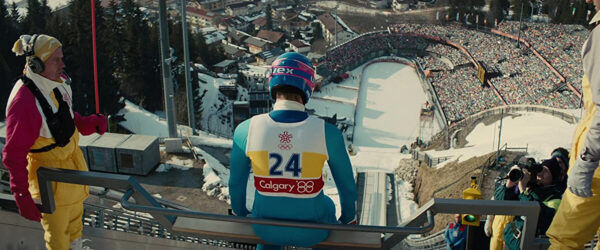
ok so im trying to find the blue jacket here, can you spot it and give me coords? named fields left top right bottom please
left=229, top=108, right=357, bottom=247
left=444, top=222, right=467, bottom=250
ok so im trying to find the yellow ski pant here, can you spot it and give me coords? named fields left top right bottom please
left=547, top=74, right=600, bottom=249
left=41, top=203, right=84, bottom=250
left=489, top=215, right=514, bottom=250
left=547, top=185, right=600, bottom=249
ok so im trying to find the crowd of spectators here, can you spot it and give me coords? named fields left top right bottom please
left=324, top=22, right=583, bottom=123
left=394, top=23, right=578, bottom=109
left=497, top=21, right=588, bottom=94
left=426, top=43, right=471, bottom=67
left=325, top=32, right=428, bottom=73
left=430, top=67, right=503, bottom=121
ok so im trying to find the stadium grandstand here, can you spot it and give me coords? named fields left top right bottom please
left=320, top=23, right=587, bottom=123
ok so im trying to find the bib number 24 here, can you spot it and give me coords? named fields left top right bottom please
left=269, top=153, right=301, bottom=176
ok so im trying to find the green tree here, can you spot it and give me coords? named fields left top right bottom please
left=449, top=0, right=485, bottom=17
left=311, top=22, right=323, bottom=42
left=95, top=0, right=123, bottom=114
left=467, top=0, right=485, bottom=9
left=140, top=20, right=163, bottom=112
left=449, top=0, right=466, bottom=16
left=547, top=0, right=573, bottom=23
left=487, top=0, right=507, bottom=26
left=510, top=0, right=534, bottom=21
left=45, top=0, right=121, bottom=115
left=9, top=2, right=19, bottom=25
left=24, top=0, right=46, bottom=33
left=190, top=30, right=208, bottom=64
left=266, top=4, right=273, bottom=30
left=62, top=0, right=100, bottom=114
left=40, top=0, right=51, bottom=21
left=0, top=0, right=20, bottom=119
left=206, top=46, right=225, bottom=67
left=118, top=0, right=162, bottom=112
left=8, top=2, right=23, bottom=37
left=102, top=0, right=123, bottom=82
left=572, top=0, right=590, bottom=25
left=294, top=30, right=301, bottom=39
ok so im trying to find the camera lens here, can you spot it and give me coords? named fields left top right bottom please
left=508, top=168, right=523, bottom=182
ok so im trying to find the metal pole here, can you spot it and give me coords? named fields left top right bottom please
left=492, top=118, right=496, bottom=151
left=495, top=109, right=504, bottom=168
left=180, top=0, right=196, bottom=135
left=159, top=0, right=178, bottom=138
left=91, top=0, right=100, bottom=113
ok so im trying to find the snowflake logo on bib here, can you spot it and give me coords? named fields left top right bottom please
left=278, top=131, right=293, bottom=150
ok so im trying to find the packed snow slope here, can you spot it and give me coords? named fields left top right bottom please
left=354, top=62, right=427, bottom=151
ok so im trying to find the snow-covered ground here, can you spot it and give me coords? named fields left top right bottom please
left=117, top=69, right=247, bottom=146
left=354, top=63, right=426, bottom=151
left=117, top=100, right=232, bottom=148
left=428, top=112, right=575, bottom=168
left=307, top=71, right=358, bottom=120
left=196, top=72, right=247, bottom=138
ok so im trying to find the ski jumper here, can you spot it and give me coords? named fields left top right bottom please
left=229, top=101, right=357, bottom=247
left=2, top=69, right=90, bottom=250
left=547, top=13, right=600, bottom=250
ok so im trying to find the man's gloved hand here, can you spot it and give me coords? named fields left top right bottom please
left=74, top=112, right=107, bottom=135
left=94, top=114, right=108, bottom=135
left=484, top=215, right=494, bottom=237
left=13, top=191, right=42, bottom=221
left=567, top=156, right=598, bottom=197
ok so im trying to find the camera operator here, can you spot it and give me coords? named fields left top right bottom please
left=500, top=158, right=563, bottom=250
left=490, top=157, right=536, bottom=250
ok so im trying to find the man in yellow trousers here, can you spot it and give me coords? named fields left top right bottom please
left=3, top=34, right=107, bottom=249
left=546, top=1, right=600, bottom=249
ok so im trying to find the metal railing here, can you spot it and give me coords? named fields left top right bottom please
left=80, top=203, right=248, bottom=249
left=33, top=167, right=543, bottom=249
left=385, top=198, right=541, bottom=250
left=36, top=167, right=434, bottom=249
left=400, top=230, right=446, bottom=250
left=411, top=150, right=453, bottom=168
